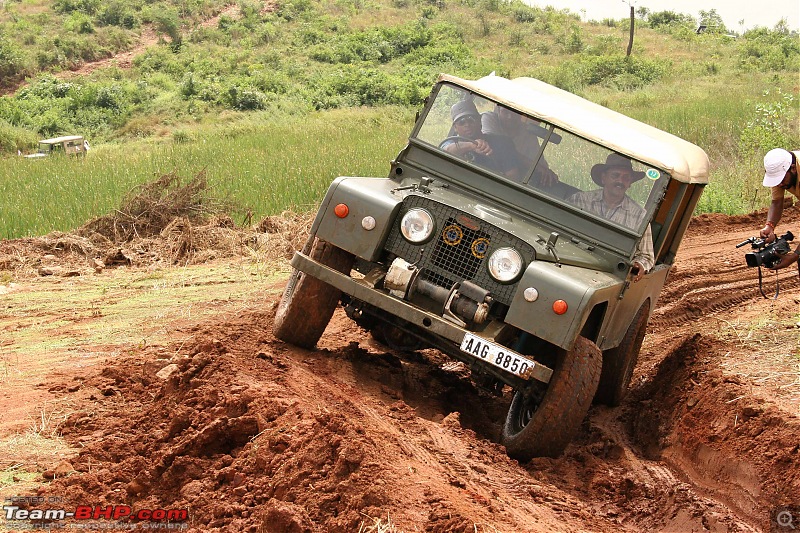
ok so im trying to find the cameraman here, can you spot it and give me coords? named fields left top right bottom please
left=759, top=148, right=800, bottom=270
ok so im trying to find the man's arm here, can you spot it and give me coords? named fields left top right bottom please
left=760, top=193, right=785, bottom=240
left=632, top=224, right=654, bottom=283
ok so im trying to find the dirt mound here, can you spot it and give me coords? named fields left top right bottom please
left=27, top=311, right=561, bottom=532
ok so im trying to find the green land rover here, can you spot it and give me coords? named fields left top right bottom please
left=274, top=73, right=709, bottom=460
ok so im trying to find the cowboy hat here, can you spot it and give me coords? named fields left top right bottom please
left=590, top=153, right=645, bottom=186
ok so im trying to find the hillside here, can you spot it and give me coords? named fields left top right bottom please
left=1, top=0, right=797, bottom=149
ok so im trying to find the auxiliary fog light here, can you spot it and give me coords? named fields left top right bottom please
left=400, top=208, right=434, bottom=243
left=487, top=247, right=523, bottom=283
left=523, top=287, right=539, bottom=302
left=362, top=216, right=376, bottom=231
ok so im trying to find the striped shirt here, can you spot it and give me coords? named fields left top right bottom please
left=568, top=188, right=655, bottom=272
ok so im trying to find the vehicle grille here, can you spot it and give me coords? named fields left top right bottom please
left=384, top=195, right=536, bottom=306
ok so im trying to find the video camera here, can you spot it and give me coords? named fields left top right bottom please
left=736, top=231, right=794, bottom=269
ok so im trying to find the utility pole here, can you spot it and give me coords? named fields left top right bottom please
left=622, top=0, right=636, bottom=57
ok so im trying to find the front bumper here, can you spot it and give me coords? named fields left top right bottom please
left=290, top=251, right=553, bottom=386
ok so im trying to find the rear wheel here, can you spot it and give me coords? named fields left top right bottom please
left=594, top=301, right=650, bottom=406
left=273, top=238, right=354, bottom=349
left=501, top=336, right=601, bottom=460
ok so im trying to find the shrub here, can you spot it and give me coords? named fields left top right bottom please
left=577, top=54, right=669, bottom=89
left=310, top=22, right=433, bottom=64
left=738, top=27, right=800, bottom=72
left=64, top=13, right=95, bottom=34
left=0, top=38, right=27, bottom=85
left=509, top=4, right=538, bottom=23
left=225, top=85, right=269, bottom=110
left=647, top=10, right=694, bottom=28
left=739, top=89, right=798, bottom=156
left=53, top=0, right=101, bottom=15
left=97, top=1, right=140, bottom=29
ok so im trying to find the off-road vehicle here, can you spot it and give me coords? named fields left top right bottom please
left=23, top=135, right=88, bottom=159
left=274, top=74, right=709, bottom=460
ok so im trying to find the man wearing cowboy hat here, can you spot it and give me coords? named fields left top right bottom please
left=568, top=153, right=654, bottom=282
left=759, top=148, right=800, bottom=269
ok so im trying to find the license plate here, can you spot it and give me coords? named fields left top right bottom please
left=459, top=332, right=533, bottom=378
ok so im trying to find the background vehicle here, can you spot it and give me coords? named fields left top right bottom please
left=274, top=73, right=709, bottom=460
left=23, top=135, right=88, bottom=159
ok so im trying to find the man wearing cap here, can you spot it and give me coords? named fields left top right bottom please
left=568, top=153, right=654, bottom=282
left=441, top=99, right=519, bottom=177
left=760, top=148, right=800, bottom=269
left=760, top=148, right=800, bottom=242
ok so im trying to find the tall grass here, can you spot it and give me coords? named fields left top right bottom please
left=0, top=106, right=413, bottom=238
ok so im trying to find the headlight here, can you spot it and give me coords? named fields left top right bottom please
left=487, top=247, right=523, bottom=282
left=400, top=208, right=434, bottom=243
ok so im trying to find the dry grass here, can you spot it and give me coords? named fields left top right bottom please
left=358, top=513, right=402, bottom=533
left=0, top=173, right=314, bottom=276
left=79, top=170, right=225, bottom=242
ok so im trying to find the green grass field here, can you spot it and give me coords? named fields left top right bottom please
left=0, top=0, right=797, bottom=238
left=0, top=107, right=413, bottom=238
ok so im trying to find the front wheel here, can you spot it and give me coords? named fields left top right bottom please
left=273, top=238, right=354, bottom=349
left=501, top=336, right=601, bottom=460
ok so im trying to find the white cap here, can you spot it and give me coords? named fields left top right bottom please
left=763, top=148, right=792, bottom=187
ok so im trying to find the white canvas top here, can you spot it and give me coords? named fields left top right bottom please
left=439, top=74, right=710, bottom=184
left=39, top=135, right=84, bottom=144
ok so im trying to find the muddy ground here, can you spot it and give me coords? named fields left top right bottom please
left=1, top=207, right=799, bottom=533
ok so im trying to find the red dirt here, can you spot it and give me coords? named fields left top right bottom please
left=2, top=207, right=800, bottom=532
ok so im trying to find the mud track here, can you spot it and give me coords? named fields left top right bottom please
left=5, top=208, right=800, bottom=532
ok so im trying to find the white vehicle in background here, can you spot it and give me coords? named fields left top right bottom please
left=23, top=135, right=89, bottom=159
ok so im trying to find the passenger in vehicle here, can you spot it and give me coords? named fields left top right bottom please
left=568, top=153, right=654, bottom=282
left=481, top=105, right=558, bottom=187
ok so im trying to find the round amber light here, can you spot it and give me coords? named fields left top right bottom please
left=552, top=300, right=568, bottom=315
left=334, top=203, right=349, bottom=218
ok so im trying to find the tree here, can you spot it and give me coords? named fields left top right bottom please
left=698, top=9, right=727, bottom=34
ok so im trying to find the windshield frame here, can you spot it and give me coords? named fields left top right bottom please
left=407, top=81, right=670, bottom=250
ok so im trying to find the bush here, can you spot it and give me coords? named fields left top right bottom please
left=310, top=22, right=433, bottom=64
left=577, top=54, right=669, bottom=89
left=738, top=27, right=800, bottom=72
left=64, top=13, right=95, bottom=34
left=648, top=10, right=694, bottom=28
left=0, top=38, right=27, bottom=86
left=97, top=1, right=140, bottom=29
left=53, top=0, right=100, bottom=15
left=225, top=85, right=269, bottom=110
left=739, top=89, right=798, bottom=156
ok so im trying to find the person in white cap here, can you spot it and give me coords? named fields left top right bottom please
left=760, top=148, right=799, bottom=241
left=759, top=148, right=800, bottom=269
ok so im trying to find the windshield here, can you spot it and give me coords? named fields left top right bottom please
left=414, top=84, right=668, bottom=237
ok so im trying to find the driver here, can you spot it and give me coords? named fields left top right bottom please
left=441, top=100, right=493, bottom=158
left=441, top=100, right=518, bottom=177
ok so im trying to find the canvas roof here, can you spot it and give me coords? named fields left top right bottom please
left=39, top=135, right=84, bottom=144
left=438, top=74, right=710, bottom=184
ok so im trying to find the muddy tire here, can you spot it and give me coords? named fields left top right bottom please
left=594, top=301, right=650, bottom=407
left=501, top=336, right=601, bottom=460
left=273, top=238, right=355, bottom=349
left=370, top=323, right=424, bottom=352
